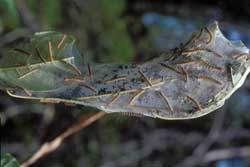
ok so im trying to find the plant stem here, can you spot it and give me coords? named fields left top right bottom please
left=20, top=111, right=106, bottom=167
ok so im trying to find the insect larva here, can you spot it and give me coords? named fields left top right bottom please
left=158, top=91, right=174, bottom=112
left=57, top=35, right=67, bottom=49
left=79, top=82, right=97, bottom=93
left=198, top=59, right=223, bottom=71
left=61, top=60, right=82, bottom=76
left=204, top=27, right=213, bottom=44
left=105, top=76, right=128, bottom=84
left=64, top=76, right=96, bottom=92
left=127, top=88, right=145, bottom=106
left=228, top=66, right=236, bottom=86
left=174, top=60, right=196, bottom=65
left=64, top=76, right=85, bottom=81
left=151, top=77, right=164, bottom=85
left=15, top=63, right=27, bottom=68
left=180, top=66, right=189, bottom=82
left=35, top=47, right=47, bottom=64
left=48, top=41, right=54, bottom=61
left=198, top=75, right=222, bottom=85
left=182, top=48, right=223, bottom=58
left=87, top=63, right=92, bottom=78
left=18, top=69, right=38, bottom=79
left=206, top=49, right=223, bottom=58
left=40, top=99, right=60, bottom=104
left=138, top=70, right=153, bottom=86
left=106, top=91, right=120, bottom=105
left=182, top=48, right=204, bottom=56
left=13, top=48, right=31, bottom=56
left=24, top=89, right=32, bottom=96
left=119, top=112, right=144, bottom=118
left=7, top=86, right=32, bottom=97
left=164, top=52, right=177, bottom=61
left=233, top=53, right=250, bottom=60
left=160, top=63, right=183, bottom=75
left=175, top=57, right=223, bottom=72
left=76, top=89, right=136, bottom=100
left=186, top=95, right=201, bottom=112
left=196, top=28, right=204, bottom=40
left=142, top=81, right=165, bottom=90
left=182, top=33, right=197, bottom=48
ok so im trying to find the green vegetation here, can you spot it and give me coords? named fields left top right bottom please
left=1, top=153, right=20, bottom=167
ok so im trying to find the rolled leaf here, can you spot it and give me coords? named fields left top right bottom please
left=1, top=22, right=250, bottom=120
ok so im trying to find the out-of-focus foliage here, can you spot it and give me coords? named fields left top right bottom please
left=0, top=18, right=3, bottom=34
left=98, top=0, right=134, bottom=62
left=0, top=0, right=19, bottom=29
left=26, top=0, right=62, bottom=29
left=1, top=0, right=16, bottom=14
left=74, top=0, right=135, bottom=63
left=0, top=0, right=134, bottom=63
left=1, top=153, right=19, bottom=167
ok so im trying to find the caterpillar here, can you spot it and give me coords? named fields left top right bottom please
left=197, top=75, right=222, bottom=86
left=18, top=69, right=38, bottom=79
left=13, top=48, right=31, bottom=56
left=57, top=34, right=67, bottom=49
left=186, top=95, right=202, bottom=112
left=35, top=47, right=47, bottom=64
left=48, top=41, right=54, bottom=61
left=204, top=27, right=213, bottom=44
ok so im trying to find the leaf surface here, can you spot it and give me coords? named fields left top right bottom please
left=0, top=31, right=84, bottom=91
left=1, top=22, right=250, bottom=120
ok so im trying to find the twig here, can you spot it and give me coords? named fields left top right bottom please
left=193, top=107, right=226, bottom=155
left=175, top=108, right=226, bottom=167
left=20, top=111, right=106, bottom=167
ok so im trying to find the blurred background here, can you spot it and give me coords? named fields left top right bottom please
left=1, top=0, right=250, bottom=167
